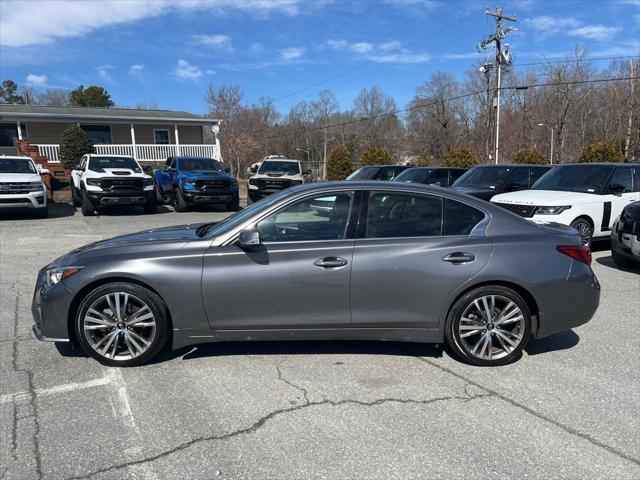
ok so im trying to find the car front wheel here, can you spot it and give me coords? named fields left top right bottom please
left=80, top=189, right=95, bottom=216
left=75, top=282, right=170, bottom=367
left=173, top=188, right=188, bottom=212
left=445, top=286, right=531, bottom=366
left=570, top=218, right=593, bottom=245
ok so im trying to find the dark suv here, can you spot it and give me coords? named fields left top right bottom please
left=346, top=165, right=410, bottom=181
left=452, top=164, right=552, bottom=200
left=394, top=167, right=467, bottom=187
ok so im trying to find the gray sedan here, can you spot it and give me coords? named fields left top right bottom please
left=32, top=181, right=600, bottom=367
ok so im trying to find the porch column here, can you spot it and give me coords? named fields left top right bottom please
left=130, top=123, right=137, bottom=159
left=174, top=124, right=181, bottom=155
left=16, top=121, right=23, bottom=140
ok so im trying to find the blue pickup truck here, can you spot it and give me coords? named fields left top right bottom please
left=154, top=156, right=239, bottom=212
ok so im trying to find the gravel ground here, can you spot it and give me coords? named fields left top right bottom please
left=1, top=202, right=639, bottom=480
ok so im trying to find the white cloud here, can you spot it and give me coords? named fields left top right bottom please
left=194, top=34, right=233, bottom=51
left=95, top=65, right=114, bottom=81
left=326, top=38, right=429, bottom=64
left=129, top=64, right=144, bottom=75
left=1, top=0, right=309, bottom=47
left=524, top=16, right=621, bottom=41
left=174, top=59, right=203, bottom=80
left=26, top=73, right=47, bottom=87
left=280, top=47, right=305, bottom=62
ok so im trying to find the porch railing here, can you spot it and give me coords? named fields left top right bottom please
left=35, top=144, right=220, bottom=163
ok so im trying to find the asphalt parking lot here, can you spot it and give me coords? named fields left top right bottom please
left=1, top=202, right=639, bottom=480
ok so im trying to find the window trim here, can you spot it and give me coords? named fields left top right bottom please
left=154, top=129, right=171, bottom=145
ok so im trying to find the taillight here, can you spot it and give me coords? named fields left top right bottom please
left=556, top=245, right=592, bottom=265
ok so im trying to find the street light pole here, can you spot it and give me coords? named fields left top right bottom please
left=295, top=148, right=310, bottom=162
left=538, top=123, right=554, bottom=164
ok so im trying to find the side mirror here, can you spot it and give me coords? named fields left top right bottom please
left=72, top=164, right=81, bottom=170
left=40, top=168, right=50, bottom=175
left=237, top=227, right=261, bottom=250
left=608, top=184, right=626, bottom=195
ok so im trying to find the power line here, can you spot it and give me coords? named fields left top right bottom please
left=264, top=76, right=639, bottom=142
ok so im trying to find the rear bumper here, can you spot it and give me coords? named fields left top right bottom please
left=611, top=230, right=640, bottom=260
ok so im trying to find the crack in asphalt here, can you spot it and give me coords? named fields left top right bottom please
left=400, top=347, right=640, bottom=467
left=65, top=366, right=489, bottom=480
left=10, top=289, right=44, bottom=479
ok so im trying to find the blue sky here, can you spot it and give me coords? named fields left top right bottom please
left=1, top=0, right=638, bottom=115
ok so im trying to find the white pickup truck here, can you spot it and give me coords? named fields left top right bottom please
left=71, top=154, right=156, bottom=216
left=0, top=156, right=49, bottom=218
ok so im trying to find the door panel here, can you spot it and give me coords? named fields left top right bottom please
left=602, top=167, right=640, bottom=233
left=350, top=237, right=492, bottom=328
left=202, top=241, right=354, bottom=330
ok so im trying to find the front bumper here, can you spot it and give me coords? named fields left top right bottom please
left=0, top=191, right=46, bottom=209
left=31, top=272, right=73, bottom=342
left=182, top=189, right=236, bottom=204
left=87, top=189, right=152, bottom=206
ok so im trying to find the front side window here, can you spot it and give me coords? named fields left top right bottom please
left=257, top=192, right=354, bottom=242
left=607, top=168, right=633, bottom=193
left=165, top=157, right=175, bottom=169
left=81, top=125, right=112, bottom=144
left=154, top=130, right=170, bottom=145
left=365, top=191, right=442, bottom=238
left=0, top=157, right=36, bottom=173
left=443, top=199, right=485, bottom=236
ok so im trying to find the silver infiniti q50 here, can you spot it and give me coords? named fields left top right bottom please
left=32, top=181, right=600, bottom=367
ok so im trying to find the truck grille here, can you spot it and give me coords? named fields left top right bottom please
left=492, top=202, right=538, bottom=218
left=195, top=179, right=231, bottom=190
left=256, top=179, right=293, bottom=190
left=99, top=178, right=143, bottom=191
left=0, top=182, right=34, bottom=195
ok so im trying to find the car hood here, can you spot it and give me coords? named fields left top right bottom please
left=491, top=189, right=600, bottom=205
left=177, top=170, right=233, bottom=180
left=0, top=172, right=41, bottom=182
left=87, top=168, right=147, bottom=177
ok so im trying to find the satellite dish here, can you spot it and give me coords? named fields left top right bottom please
left=211, top=124, right=220, bottom=134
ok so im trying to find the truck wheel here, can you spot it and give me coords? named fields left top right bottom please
left=173, top=188, right=188, bottom=212
left=81, top=189, right=95, bottom=216
left=226, top=195, right=240, bottom=211
left=72, top=187, right=81, bottom=207
left=144, top=193, right=158, bottom=214
left=155, top=185, right=164, bottom=204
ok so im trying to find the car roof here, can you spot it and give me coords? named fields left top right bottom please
left=404, top=166, right=463, bottom=170
left=261, top=158, right=299, bottom=163
left=550, top=162, right=639, bottom=166
left=172, top=156, right=221, bottom=161
left=469, top=163, right=552, bottom=168
left=87, top=154, right=135, bottom=159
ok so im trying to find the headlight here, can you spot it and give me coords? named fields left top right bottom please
left=536, top=205, right=572, bottom=215
left=182, top=180, right=196, bottom=187
left=46, top=266, right=84, bottom=286
left=248, top=178, right=257, bottom=185
left=143, top=177, right=154, bottom=187
left=85, top=178, right=101, bottom=186
left=29, top=182, right=44, bottom=191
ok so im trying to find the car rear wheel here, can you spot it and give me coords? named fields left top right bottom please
left=445, top=286, right=531, bottom=366
left=173, top=188, right=188, bottom=212
left=81, top=189, right=95, bottom=216
left=75, top=282, right=169, bottom=367
left=570, top=218, right=593, bottom=245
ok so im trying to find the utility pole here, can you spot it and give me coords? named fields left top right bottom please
left=478, top=7, right=517, bottom=164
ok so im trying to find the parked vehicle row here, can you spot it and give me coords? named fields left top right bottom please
left=0, top=155, right=49, bottom=218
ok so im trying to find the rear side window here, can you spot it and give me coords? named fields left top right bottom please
left=365, top=192, right=442, bottom=238
left=443, top=199, right=485, bottom=236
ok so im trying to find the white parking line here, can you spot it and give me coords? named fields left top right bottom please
left=0, top=377, right=111, bottom=404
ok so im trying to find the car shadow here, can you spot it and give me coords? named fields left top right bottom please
left=93, top=204, right=173, bottom=216
left=0, top=201, right=75, bottom=220
left=525, top=330, right=580, bottom=356
left=590, top=239, right=611, bottom=253
left=152, top=340, right=444, bottom=364
left=595, top=255, right=640, bottom=273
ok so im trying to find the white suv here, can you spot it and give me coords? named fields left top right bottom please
left=71, top=154, right=156, bottom=216
left=247, top=158, right=310, bottom=203
left=491, top=163, right=640, bottom=244
left=0, top=156, right=49, bottom=218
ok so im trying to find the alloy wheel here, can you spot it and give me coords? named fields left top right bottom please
left=572, top=220, right=592, bottom=245
left=82, top=292, right=156, bottom=361
left=458, top=295, right=525, bottom=361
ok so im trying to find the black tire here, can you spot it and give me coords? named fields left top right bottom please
left=72, top=187, right=81, bottom=207
left=570, top=218, right=593, bottom=245
left=173, top=187, right=188, bottom=212
left=75, top=282, right=170, bottom=367
left=611, top=249, right=637, bottom=268
left=143, top=193, right=158, bottom=214
left=226, top=195, right=240, bottom=211
left=444, top=285, right=531, bottom=367
left=81, top=188, right=95, bottom=216
left=155, top=185, right=164, bottom=204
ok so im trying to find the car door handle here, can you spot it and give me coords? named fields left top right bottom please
left=442, top=252, right=475, bottom=264
left=314, top=257, right=348, bottom=268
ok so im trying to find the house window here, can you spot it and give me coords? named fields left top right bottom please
left=0, top=123, right=27, bottom=146
left=154, top=129, right=170, bottom=145
left=81, top=125, right=112, bottom=144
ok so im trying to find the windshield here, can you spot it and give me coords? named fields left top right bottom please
left=454, top=166, right=511, bottom=189
left=89, top=156, right=141, bottom=172
left=394, top=168, right=435, bottom=183
left=532, top=164, right=614, bottom=193
left=179, top=157, right=223, bottom=171
left=346, top=167, right=377, bottom=180
left=0, top=158, right=37, bottom=174
left=258, top=161, right=300, bottom=175
left=202, top=189, right=292, bottom=237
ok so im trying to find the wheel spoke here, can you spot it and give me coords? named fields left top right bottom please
left=99, top=331, right=118, bottom=354
left=498, top=315, right=523, bottom=326
left=121, top=293, right=129, bottom=320
left=110, top=332, right=121, bottom=358
left=114, top=293, right=122, bottom=322
left=128, top=329, right=151, bottom=347
left=87, top=308, right=113, bottom=323
left=494, top=329, right=520, bottom=348
left=481, top=296, right=493, bottom=323
left=125, top=330, right=144, bottom=353
left=460, top=329, right=484, bottom=338
left=106, top=294, right=117, bottom=318
left=495, top=331, right=511, bottom=354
